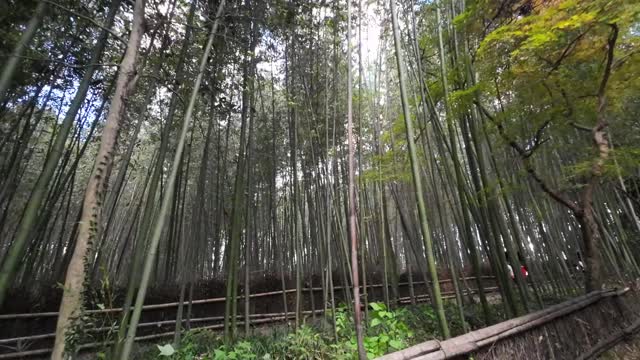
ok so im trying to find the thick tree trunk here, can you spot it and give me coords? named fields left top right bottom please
left=578, top=208, right=602, bottom=292
left=51, top=0, right=145, bottom=358
left=579, top=24, right=618, bottom=292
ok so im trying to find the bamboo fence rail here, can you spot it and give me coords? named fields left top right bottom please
left=378, top=288, right=637, bottom=360
left=0, top=276, right=495, bottom=320
left=0, top=278, right=496, bottom=358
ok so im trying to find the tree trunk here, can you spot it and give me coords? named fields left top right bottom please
left=51, top=0, right=145, bottom=358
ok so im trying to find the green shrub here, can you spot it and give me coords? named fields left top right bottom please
left=209, top=341, right=256, bottom=360
left=155, top=299, right=504, bottom=360
left=362, top=302, right=413, bottom=358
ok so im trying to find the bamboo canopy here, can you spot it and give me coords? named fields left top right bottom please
left=0, top=0, right=638, bottom=357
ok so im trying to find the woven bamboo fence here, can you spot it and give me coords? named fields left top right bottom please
left=378, top=288, right=640, bottom=360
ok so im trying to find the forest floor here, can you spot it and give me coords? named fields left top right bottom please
left=599, top=334, right=640, bottom=359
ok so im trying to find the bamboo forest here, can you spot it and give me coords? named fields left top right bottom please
left=0, top=0, right=639, bottom=359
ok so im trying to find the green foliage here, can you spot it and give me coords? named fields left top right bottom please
left=150, top=300, right=515, bottom=360
left=479, top=0, right=627, bottom=58
left=563, top=146, right=640, bottom=182
left=608, top=147, right=640, bottom=178
left=449, top=85, right=480, bottom=116
left=157, top=303, right=428, bottom=359
left=166, top=329, right=223, bottom=360
left=64, top=271, right=119, bottom=357
left=452, top=7, right=473, bottom=29
left=157, top=344, right=176, bottom=357
left=476, top=0, right=639, bottom=90
left=362, top=303, right=414, bottom=358
left=211, top=341, right=256, bottom=360
left=269, top=326, right=342, bottom=359
left=464, top=0, right=640, bottom=200
left=333, top=305, right=353, bottom=339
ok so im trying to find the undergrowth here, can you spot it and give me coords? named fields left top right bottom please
left=141, top=300, right=505, bottom=359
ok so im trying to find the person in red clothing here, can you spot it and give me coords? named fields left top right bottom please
left=506, top=252, right=529, bottom=281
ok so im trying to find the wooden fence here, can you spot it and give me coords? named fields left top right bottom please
left=379, top=288, right=640, bottom=360
left=0, top=276, right=496, bottom=359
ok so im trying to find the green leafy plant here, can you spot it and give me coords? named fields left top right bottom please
left=177, top=329, right=222, bottom=359
left=333, top=305, right=353, bottom=339
left=211, top=341, right=256, bottom=360
left=157, top=343, right=176, bottom=357
left=281, top=325, right=329, bottom=359
left=363, top=302, right=414, bottom=358
left=153, top=301, right=502, bottom=360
